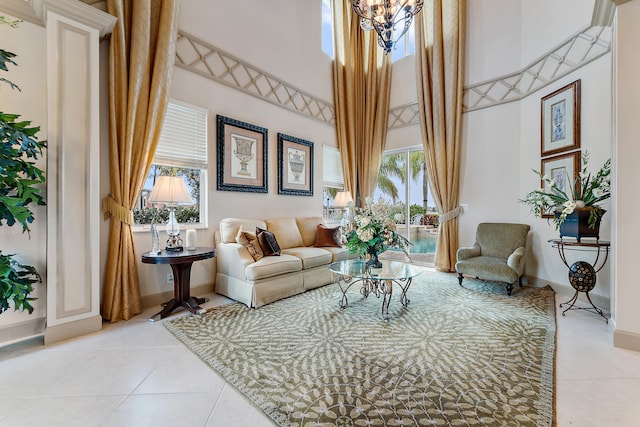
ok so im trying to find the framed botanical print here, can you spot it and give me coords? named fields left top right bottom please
left=541, top=80, right=580, bottom=157
left=216, top=115, right=268, bottom=193
left=540, top=151, right=581, bottom=218
left=277, top=133, right=313, bottom=196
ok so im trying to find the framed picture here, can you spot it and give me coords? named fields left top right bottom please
left=277, top=133, right=313, bottom=196
left=540, top=151, right=581, bottom=218
left=216, top=115, right=268, bottom=193
left=541, top=80, right=580, bottom=157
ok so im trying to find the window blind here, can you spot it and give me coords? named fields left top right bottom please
left=153, top=100, right=208, bottom=169
left=323, top=145, right=344, bottom=189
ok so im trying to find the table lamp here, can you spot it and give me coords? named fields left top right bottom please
left=333, top=191, right=354, bottom=228
left=148, top=175, right=193, bottom=252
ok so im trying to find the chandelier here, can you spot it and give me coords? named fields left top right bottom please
left=351, top=0, right=424, bottom=54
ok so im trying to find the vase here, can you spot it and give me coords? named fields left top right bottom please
left=366, top=247, right=383, bottom=269
left=557, top=207, right=605, bottom=242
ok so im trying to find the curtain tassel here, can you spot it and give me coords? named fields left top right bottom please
left=439, top=206, right=464, bottom=223
left=102, top=195, right=133, bottom=225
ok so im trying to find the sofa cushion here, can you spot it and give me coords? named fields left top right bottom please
left=256, top=227, right=281, bottom=256
left=245, top=254, right=302, bottom=281
left=282, top=247, right=333, bottom=269
left=296, top=216, right=325, bottom=246
left=314, top=224, right=342, bottom=248
left=320, top=246, right=357, bottom=262
left=220, top=218, right=267, bottom=244
left=455, top=256, right=519, bottom=284
left=236, top=225, right=263, bottom=261
left=265, top=217, right=305, bottom=249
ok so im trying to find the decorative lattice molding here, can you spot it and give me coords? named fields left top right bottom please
left=176, top=24, right=611, bottom=130
left=175, top=30, right=336, bottom=125
left=388, top=25, right=612, bottom=128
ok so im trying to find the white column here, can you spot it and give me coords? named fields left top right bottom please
left=612, top=0, right=640, bottom=351
left=40, top=2, right=115, bottom=344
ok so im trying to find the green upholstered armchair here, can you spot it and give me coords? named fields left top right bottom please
left=455, top=223, right=530, bottom=295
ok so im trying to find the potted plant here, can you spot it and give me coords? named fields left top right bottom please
left=0, top=16, right=46, bottom=314
left=520, top=151, right=610, bottom=240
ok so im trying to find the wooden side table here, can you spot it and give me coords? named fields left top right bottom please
left=141, top=247, right=216, bottom=322
left=549, top=239, right=610, bottom=323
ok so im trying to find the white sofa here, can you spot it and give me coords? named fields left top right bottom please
left=214, top=216, right=356, bottom=308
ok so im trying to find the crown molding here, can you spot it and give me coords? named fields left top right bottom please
left=0, top=0, right=115, bottom=37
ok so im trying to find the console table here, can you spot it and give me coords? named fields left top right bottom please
left=142, top=247, right=216, bottom=322
left=548, top=239, right=610, bottom=323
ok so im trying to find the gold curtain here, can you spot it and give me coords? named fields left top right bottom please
left=331, top=0, right=392, bottom=206
left=102, top=0, right=179, bottom=321
left=415, top=0, right=466, bottom=271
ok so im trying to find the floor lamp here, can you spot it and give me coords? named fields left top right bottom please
left=148, top=175, right=193, bottom=252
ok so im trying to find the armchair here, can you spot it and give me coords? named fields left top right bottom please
left=455, top=223, right=530, bottom=295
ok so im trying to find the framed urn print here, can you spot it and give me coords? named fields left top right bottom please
left=277, top=133, right=314, bottom=196
left=540, top=151, right=580, bottom=218
left=541, top=80, right=581, bottom=157
left=216, top=115, right=268, bottom=193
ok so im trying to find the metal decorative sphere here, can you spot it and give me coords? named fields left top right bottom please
left=568, top=261, right=597, bottom=292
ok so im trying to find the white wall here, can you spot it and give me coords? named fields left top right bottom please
left=0, top=17, right=48, bottom=332
left=134, top=0, right=336, bottom=298
left=613, top=0, right=640, bottom=349
left=386, top=0, right=613, bottom=305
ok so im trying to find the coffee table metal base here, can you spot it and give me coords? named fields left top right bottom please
left=335, top=274, right=414, bottom=321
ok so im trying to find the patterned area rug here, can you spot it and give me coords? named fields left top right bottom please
left=165, top=271, right=556, bottom=426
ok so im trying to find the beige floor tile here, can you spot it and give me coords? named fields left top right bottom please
left=206, top=385, right=276, bottom=427
left=0, top=396, right=125, bottom=427
left=101, top=393, right=217, bottom=427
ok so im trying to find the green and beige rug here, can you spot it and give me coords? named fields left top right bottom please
left=165, top=271, right=556, bottom=426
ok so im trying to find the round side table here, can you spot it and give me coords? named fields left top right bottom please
left=549, top=239, right=609, bottom=323
left=142, top=247, right=216, bottom=322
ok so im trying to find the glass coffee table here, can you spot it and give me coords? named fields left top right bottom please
left=328, top=259, right=421, bottom=321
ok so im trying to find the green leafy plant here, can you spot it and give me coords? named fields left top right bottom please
left=520, top=151, right=610, bottom=229
left=0, top=16, right=46, bottom=314
left=0, top=251, right=40, bottom=314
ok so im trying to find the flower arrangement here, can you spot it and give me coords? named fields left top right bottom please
left=345, top=197, right=411, bottom=263
left=520, top=151, right=611, bottom=229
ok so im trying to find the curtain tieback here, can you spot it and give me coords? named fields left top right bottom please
left=439, top=206, right=464, bottom=223
left=102, top=195, right=133, bottom=225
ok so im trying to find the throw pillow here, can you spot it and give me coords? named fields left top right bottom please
left=256, top=227, right=281, bottom=256
left=236, top=225, right=263, bottom=261
left=313, top=224, right=342, bottom=248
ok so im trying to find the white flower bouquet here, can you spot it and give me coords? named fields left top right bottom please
left=520, top=151, right=610, bottom=229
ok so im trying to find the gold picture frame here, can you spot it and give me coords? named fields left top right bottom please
left=540, top=151, right=581, bottom=218
left=541, top=80, right=581, bottom=157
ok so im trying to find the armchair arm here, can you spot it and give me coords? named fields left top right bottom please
left=507, top=246, right=526, bottom=274
left=216, top=242, right=255, bottom=280
left=457, top=243, right=481, bottom=261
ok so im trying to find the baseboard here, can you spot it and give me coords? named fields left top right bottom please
left=140, top=282, right=215, bottom=309
left=613, top=329, right=640, bottom=352
left=0, top=317, right=46, bottom=347
left=525, top=274, right=611, bottom=313
left=44, top=315, right=102, bottom=345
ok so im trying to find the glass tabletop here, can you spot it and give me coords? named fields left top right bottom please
left=328, top=259, right=421, bottom=281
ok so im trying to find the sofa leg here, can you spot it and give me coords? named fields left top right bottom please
left=506, top=282, right=513, bottom=296
left=457, top=273, right=463, bottom=286
left=519, top=276, right=523, bottom=287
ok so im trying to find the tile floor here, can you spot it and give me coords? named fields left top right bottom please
left=2, top=272, right=640, bottom=427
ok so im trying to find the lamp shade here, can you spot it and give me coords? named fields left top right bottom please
left=148, top=175, right=193, bottom=205
left=333, top=191, right=354, bottom=208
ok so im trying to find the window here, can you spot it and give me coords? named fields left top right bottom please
left=322, top=145, right=344, bottom=222
left=134, top=100, right=208, bottom=227
left=391, top=20, right=416, bottom=62
left=322, top=0, right=333, bottom=58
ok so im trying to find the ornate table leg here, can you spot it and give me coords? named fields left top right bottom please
left=559, top=260, right=608, bottom=323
